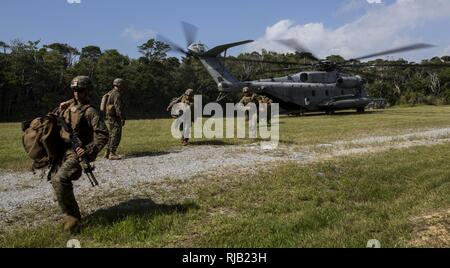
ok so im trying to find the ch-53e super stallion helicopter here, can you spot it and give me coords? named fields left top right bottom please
left=159, top=22, right=446, bottom=115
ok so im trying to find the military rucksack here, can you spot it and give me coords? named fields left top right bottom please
left=100, top=92, right=110, bottom=113
left=21, top=113, right=65, bottom=170
left=100, top=90, right=116, bottom=116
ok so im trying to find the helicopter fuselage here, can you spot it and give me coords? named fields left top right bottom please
left=243, top=71, right=371, bottom=113
left=197, top=48, right=371, bottom=114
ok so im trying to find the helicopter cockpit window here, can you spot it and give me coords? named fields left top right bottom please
left=300, top=73, right=308, bottom=83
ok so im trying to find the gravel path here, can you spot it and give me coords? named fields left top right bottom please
left=1, top=127, right=450, bottom=230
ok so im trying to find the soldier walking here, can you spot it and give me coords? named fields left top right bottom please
left=52, top=76, right=109, bottom=233
left=102, top=78, right=126, bottom=160
left=239, top=87, right=259, bottom=107
left=167, top=88, right=194, bottom=145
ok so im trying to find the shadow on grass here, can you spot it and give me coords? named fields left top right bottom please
left=286, top=110, right=385, bottom=118
left=84, top=198, right=199, bottom=227
left=124, top=151, right=172, bottom=159
left=189, top=140, right=236, bottom=146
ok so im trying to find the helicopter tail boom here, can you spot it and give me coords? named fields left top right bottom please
left=197, top=40, right=253, bottom=93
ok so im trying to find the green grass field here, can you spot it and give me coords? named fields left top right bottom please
left=3, top=105, right=450, bottom=171
left=1, top=143, right=449, bottom=247
left=1, top=105, right=450, bottom=248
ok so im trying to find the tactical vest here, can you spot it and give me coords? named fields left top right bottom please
left=60, top=103, right=94, bottom=146
left=241, top=95, right=257, bottom=106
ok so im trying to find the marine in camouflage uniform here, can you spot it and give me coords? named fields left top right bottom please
left=104, top=78, right=126, bottom=160
left=257, top=95, right=273, bottom=125
left=239, top=87, right=259, bottom=106
left=239, top=87, right=273, bottom=125
left=167, top=89, right=194, bottom=145
left=239, top=87, right=259, bottom=122
left=52, top=76, right=109, bottom=233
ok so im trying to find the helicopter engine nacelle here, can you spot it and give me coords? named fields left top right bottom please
left=336, top=76, right=362, bottom=89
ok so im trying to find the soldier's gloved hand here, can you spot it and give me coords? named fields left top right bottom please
left=75, top=147, right=86, bottom=158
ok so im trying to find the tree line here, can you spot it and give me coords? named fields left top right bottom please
left=1, top=38, right=450, bottom=122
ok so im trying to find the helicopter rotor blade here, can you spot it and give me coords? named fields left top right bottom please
left=219, top=57, right=309, bottom=66
left=181, top=21, right=199, bottom=47
left=350, top=43, right=435, bottom=61
left=339, top=62, right=450, bottom=68
left=275, top=38, right=320, bottom=61
left=156, top=34, right=189, bottom=55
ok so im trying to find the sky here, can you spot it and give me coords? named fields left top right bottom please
left=1, top=0, right=450, bottom=62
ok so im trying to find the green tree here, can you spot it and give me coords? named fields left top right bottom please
left=44, top=43, right=79, bottom=66
left=138, top=39, right=170, bottom=62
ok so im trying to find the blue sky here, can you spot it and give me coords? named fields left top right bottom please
left=1, top=0, right=449, bottom=61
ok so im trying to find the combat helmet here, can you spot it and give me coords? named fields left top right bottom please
left=113, top=78, right=124, bottom=87
left=70, top=76, right=92, bottom=91
left=242, top=87, right=250, bottom=94
left=185, top=88, right=194, bottom=96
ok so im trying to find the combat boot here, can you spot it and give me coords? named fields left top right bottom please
left=63, top=215, right=81, bottom=234
left=182, top=138, right=189, bottom=146
left=109, top=153, right=122, bottom=160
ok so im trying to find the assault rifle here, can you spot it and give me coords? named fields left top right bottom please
left=57, top=117, right=99, bottom=187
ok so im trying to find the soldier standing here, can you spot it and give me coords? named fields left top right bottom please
left=52, top=76, right=109, bottom=233
left=258, top=95, right=273, bottom=125
left=103, top=78, right=126, bottom=160
left=167, top=88, right=194, bottom=145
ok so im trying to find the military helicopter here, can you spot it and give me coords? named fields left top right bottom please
left=159, top=22, right=448, bottom=114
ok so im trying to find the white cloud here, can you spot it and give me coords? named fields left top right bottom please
left=121, top=27, right=156, bottom=41
left=367, top=0, right=382, bottom=4
left=246, top=0, right=450, bottom=61
left=441, top=45, right=450, bottom=56
left=67, top=0, right=81, bottom=4
left=336, top=0, right=384, bottom=15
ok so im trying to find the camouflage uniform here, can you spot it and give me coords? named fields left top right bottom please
left=239, top=93, right=259, bottom=106
left=49, top=76, right=108, bottom=231
left=167, top=89, right=194, bottom=145
left=239, top=87, right=259, bottom=121
left=51, top=97, right=108, bottom=229
left=258, top=95, right=273, bottom=124
left=105, top=79, right=125, bottom=159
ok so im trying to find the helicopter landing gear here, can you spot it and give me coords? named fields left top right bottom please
left=357, top=107, right=365, bottom=113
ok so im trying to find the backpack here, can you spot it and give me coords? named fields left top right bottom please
left=21, top=113, right=65, bottom=170
left=100, top=91, right=116, bottom=116
left=100, top=92, right=110, bottom=113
